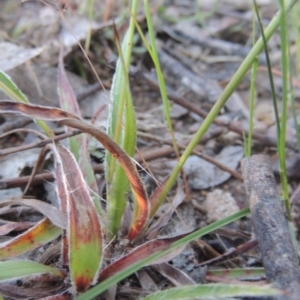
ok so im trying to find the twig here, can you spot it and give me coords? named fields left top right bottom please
left=0, top=172, right=54, bottom=189
left=137, top=71, right=296, bottom=150
left=0, top=164, right=104, bottom=190
left=0, top=130, right=82, bottom=156
left=197, top=239, right=258, bottom=267
left=137, top=132, right=243, bottom=180
left=0, top=117, right=32, bottom=134
left=0, top=128, right=242, bottom=189
left=241, top=155, right=300, bottom=300
left=162, top=26, right=267, bottom=64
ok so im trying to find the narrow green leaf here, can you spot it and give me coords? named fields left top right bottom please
left=144, top=0, right=180, bottom=158
left=0, top=71, right=54, bottom=137
left=141, top=284, right=281, bottom=300
left=278, top=0, right=291, bottom=218
left=0, top=71, right=28, bottom=103
left=207, top=268, right=265, bottom=279
left=105, top=0, right=142, bottom=238
left=0, top=260, right=65, bottom=281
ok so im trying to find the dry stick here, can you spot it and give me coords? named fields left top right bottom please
left=0, top=128, right=48, bottom=141
left=0, top=172, right=54, bottom=189
left=0, top=131, right=242, bottom=189
left=241, top=155, right=300, bottom=300
left=138, top=132, right=243, bottom=180
left=197, top=239, right=258, bottom=267
left=0, top=117, right=32, bottom=134
left=0, top=164, right=104, bottom=190
left=0, top=130, right=82, bottom=156
left=140, top=72, right=296, bottom=150
left=0, top=147, right=173, bottom=189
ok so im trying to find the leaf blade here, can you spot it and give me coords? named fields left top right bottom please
left=0, top=260, right=65, bottom=281
left=0, top=71, right=54, bottom=137
left=0, top=219, right=62, bottom=260
left=141, top=284, right=281, bottom=300
left=57, top=145, right=103, bottom=292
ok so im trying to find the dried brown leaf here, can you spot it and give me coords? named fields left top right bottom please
left=0, top=281, right=65, bottom=299
left=0, top=221, right=34, bottom=235
left=58, top=49, right=81, bottom=117
left=0, top=101, right=79, bottom=120
left=152, top=263, right=195, bottom=286
left=146, top=181, right=185, bottom=239
left=98, top=233, right=189, bottom=282
left=0, top=199, right=67, bottom=229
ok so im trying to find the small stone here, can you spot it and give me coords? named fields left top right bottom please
left=206, top=189, right=240, bottom=223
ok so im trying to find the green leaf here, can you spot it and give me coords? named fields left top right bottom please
left=0, top=260, right=65, bottom=281
left=0, top=70, right=29, bottom=103
left=0, top=70, right=53, bottom=137
left=105, top=0, right=142, bottom=238
left=141, top=284, right=281, bottom=300
left=207, top=268, right=265, bottom=279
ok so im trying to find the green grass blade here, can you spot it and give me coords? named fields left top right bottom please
left=289, top=4, right=300, bottom=151
left=0, top=71, right=28, bottom=103
left=253, top=0, right=290, bottom=218
left=246, top=5, right=258, bottom=157
left=150, top=0, right=298, bottom=217
left=76, top=208, right=250, bottom=300
left=0, top=71, right=53, bottom=137
left=253, top=0, right=280, bottom=133
left=207, top=267, right=265, bottom=279
left=278, top=0, right=291, bottom=218
left=141, top=284, right=281, bottom=300
left=0, top=260, right=65, bottom=281
left=289, top=67, right=300, bottom=151
left=105, top=0, right=139, bottom=237
left=143, top=0, right=179, bottom=157
left=246, top=58, right=258, bottom=157
left=292, top=2, right=300, bottom=76
left=0, top=70, right=54, bottom=137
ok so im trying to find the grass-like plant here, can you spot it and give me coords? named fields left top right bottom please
left=105, top=0, right=142, bottom=239
left=0, top=0, right=298, bottom=298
